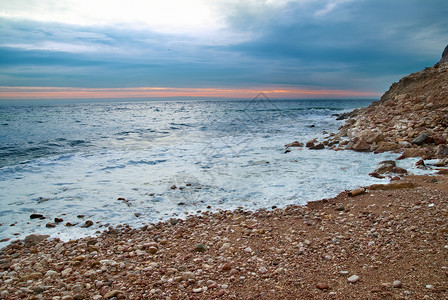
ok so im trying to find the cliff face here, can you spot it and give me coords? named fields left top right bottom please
left=337, top=47, right=448, bottom=159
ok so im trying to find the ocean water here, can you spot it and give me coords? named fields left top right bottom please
left=0, top=96, right=429, bottom=246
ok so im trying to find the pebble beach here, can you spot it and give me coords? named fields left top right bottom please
left=0, top=174, right=447, bottom=299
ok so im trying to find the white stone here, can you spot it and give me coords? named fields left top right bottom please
left=347, top=275, right=360, bottom=283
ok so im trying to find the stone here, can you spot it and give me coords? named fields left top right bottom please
left=347, top=275, right=360, bottom=283
left=305, top=141, right=315, bottom=148
left=393, top=167, right=408, bottom=174
left=194, top=243, right=208, bottom=252
left=30, top=214, right=44, bottom=219
left=397, top=149, right=427, bottom=160
left=285, top=141, right=303, bottom=148
left=81, top=220, right=94, bottom=228
left=412, top=133, right=430, bottom=145
left=61, top=267, right=73, bottom=277
left=316, top=283, right=329, bottom=290
left=24, top=234, right=49, bottom=246
left=46, top=222, right=56, bottom=228
left=348, top=188, right=366, bottom=197
left=393, top=280, right=403, bottom=288
left=54, top=218, right=64, bottom=223
left=375, top=141, right=398, bottom=152
left=375, top=160, right=396, bottom=174
left=104, top=290, right=122, bottom=298
left=435, top=145, right=448, bottom=157
left=148, top=246, right=158, bottom=254
left=45, top=270, right=58, bottom=277
left=352, top=139, right=370, bottom=152
left=310, top=143, right=325, bottom=150
left=180, top=271, right=195, bottom=281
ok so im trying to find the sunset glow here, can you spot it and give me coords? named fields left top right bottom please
left=0, top=86, right=380, bottom=100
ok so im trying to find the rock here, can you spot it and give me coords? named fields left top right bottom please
left=393, top=280, right=403, bottom=288
left=352, top=139, right=370, bottom=152
left=61, top=267, right=73, bottom=277
left=439, top=44, right=448, bottom=64
left=170, top=185, right=177, bottom=190
left=148, top=246, right=158, bottom=254
left=81, top=220, right=94, bottom=228
left=375, top=160, right=396, bottom=174
left=369, top=172, right=385, bottom=179
left=45, top=270, right=58, bottom=277
left=412, top=133, right=430, bottom=145
left=24, top=234, right=49, bottom=246
left=368, top=181, right=414, bottom=190
left=375, top=141, right=398, bottom=153
left=0, top=259, right=12, bottom=270
left=285, top=141, right=303, bottom=148
left=335, top=204, right=345, bottom=211
left=348, top=188, right=366, bottom=197
left=45, top=222, right=56, bottom=228
left=104, top=290, right=122, bottom=298
left=194, top=243, right=208, bottom=252
left=180, top=271, right=195, bottom=281
left=316, top=283, right=329, bottom=290
left=30, top=213, right=44, bottom=219
left=310, top=143, right=325, bottom=150
left=397, top=148, right=427, bottom=159
left=258, top=266, right=268, bottom=274
left=435, top=145, right=448, bottom=157
left=393, top=167, right=408, bottom=174
left=347, top=275, right=360, bottom=283
left=305, top=141, right=315, bottom=148
left=54, top=218, right=64, bottom=223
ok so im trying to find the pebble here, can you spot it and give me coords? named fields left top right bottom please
left=194, top=243, right=208, bottom=252
left=81, top=220, right=94, bottom=228
left=393, top=280, right=403, bottom=288
left=258, top=266, right=268, bottom=274
left=347, top=275, right=360, bottom=283
left=316, top=283, right=329, bottom=290
left=148, top=246, right=158, bottom=254
left=46, top=222, right=56, bottom=228
left=61, top=267, right=73, bottom=277
left=104, top=290, right=122, bottom=298
left=30, top=214, right=44, bottom=219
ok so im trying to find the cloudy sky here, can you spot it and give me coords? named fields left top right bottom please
left=0, top=0, right=447, bottom=99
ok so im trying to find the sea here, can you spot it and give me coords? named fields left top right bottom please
left=0, top=95, right=432, bottom=247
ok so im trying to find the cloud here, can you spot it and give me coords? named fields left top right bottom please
left=0, top=0, right=447, bottom=96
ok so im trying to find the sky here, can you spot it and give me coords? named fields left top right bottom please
left=0, top=0, right=447, bottom=100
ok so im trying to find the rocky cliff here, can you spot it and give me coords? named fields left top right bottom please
left=336, top=45, right=448, bottom=159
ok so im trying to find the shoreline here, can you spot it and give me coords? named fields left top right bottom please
left=1, top=173, right=447, bottom=299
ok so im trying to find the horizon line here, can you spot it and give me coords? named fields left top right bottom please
left=0, top=86, right=381, bottom=100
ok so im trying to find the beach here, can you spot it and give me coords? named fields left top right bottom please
left=0, top=174, right=447, bottom=299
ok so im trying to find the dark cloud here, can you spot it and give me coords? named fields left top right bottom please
left=0, top=0, right=447, bottom=95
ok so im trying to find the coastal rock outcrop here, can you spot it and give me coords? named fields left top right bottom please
left=334, top=44, right=448, bottom=159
